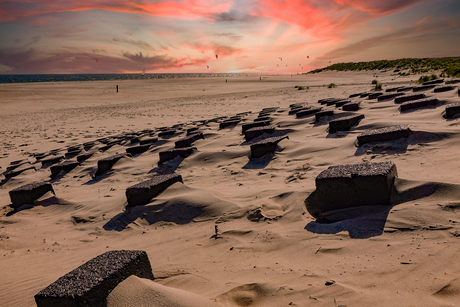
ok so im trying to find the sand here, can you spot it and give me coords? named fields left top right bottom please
left=1, top=71, right=460, bottom=306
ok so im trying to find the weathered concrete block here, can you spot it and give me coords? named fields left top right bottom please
left=399, top=97, right=438, bottom=112
left=318, top=98, right=340, bottom=105
left=65, top=150, right=82, bottom=159
left=433, top=85, right=455, bottom=93
left=126, top=174, right=183, bottom=207
left=413, top=85, right=435, bottom=92
left=244, top=125, right=275, bottom=141
left=67, top=145, right=82, bottom=153
left=289, top=106, right=305, bottom=115
left=394, top=93, right=425, bottom=104
left=329, top=114, right=364, bottom=133
left=41, top=156, right=65, bottom=167
left=9, top=182, right=55, bottom=209
left=315, top=109, right=334, bottom=121
left=250, top=136, right=288, bottom=158
left=76, top=152, right=95, bottom=163
left=342, top=101, right=360, bottom=111
left=422, top=78, right=444, bottom=85
left=126, top=144, right=151, bottom=155
left=335, top=99, right=351, bottom=108
left=242, top=121, right=270, bottom=133
left=96, top=153, right=127, bottom=175
left=368, top=92, right=383, bottom=99
left=377, top=93, right=404, bottom=101
left=445, top=102, right=460, bottom=118
left=158, top=129, right=176, bottom=138
left=175, top=132, right=204, bottom=148
left=219, top=119, right=240, bottom=129
left=308, top=162, right=397, bottom=219
left=296, top=107, right=322, bottom=118
left=3, top=166, right=36, bottom=180
left=83, top=142, right=96, bottom=150
left=357, top=125, right=410, bottom=145
left=254, top=116, right=271, bottom=122
left=34, top=250, right=154, bottom=307
left=50, top=161, right=80, bottom=178
left=186, top=127, right=199, bottom=135
left=139, top=137, right=158, bottom=146
left=349, top=93, right=362, bottom=98
left=359, top=92, right=371, bottom=98
left=445, top=78, right=460, bottom=85
left=159, top=147, right=195, bottom=164
left=385, top=87, right=403, bottom=92
left=396, top=86, right=414, bottom=92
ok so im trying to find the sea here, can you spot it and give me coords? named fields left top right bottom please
left=0, top=73, right=258, bottom=83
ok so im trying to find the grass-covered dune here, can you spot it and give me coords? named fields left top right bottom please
left=309, top=57, right=460, bottom=77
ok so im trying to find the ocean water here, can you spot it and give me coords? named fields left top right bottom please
left=0, top=73, right=253, bottom=83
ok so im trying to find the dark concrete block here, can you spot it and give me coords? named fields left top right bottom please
left=96, top=153, right=127, bottom=175
left=308, top=162, right=397, bottom=219
left=98, top=141, right=118, bottom=152
left=9, top=182, right=55, bottom=209
left=396, top=86, right=414, bottom=92
left=445, top=79, right=460, bottom=85
left=290, top=103, right=305, bottom=108
left=394, top=93, right=425, bottom=104
left=318, top=98, right=340, bottom=105
left=139, top=137, right=158, bottom=146
left=65, top=150, right=82, bottom=159
left=126, top=174, right=183, bottom=207
left=219, top=119, right=240, bottom=129
left=175, top=132, right=204, bottom=148
left=254, top=116, right=271, bottom=122
left=50, top=161, right=80, bottom=178
left=244, top=125, right=275, bottom=141
left=315, top=109, right=334, bottom=121
left=433, top=85, right=455, bottom=93
left=242, top=121, right=270, bottom=133
left=335, top=99, right=351, bottom=108
left=250, top=136, right=289, bottom=158
left=34, top=250, right=154, bottom=307
left=261, top=107, right=279, bottom=112
left=422, top=78, right=444, bottom=85
left=349, top=93, right=362, bottom=98
left=3, top=166, right=36, bottom=180
left=377, top=93, right=404, bottom=101
left=41, top=156, right=65, bottom=167
left=296, top=107, right=322, bottom=118
left=159, top=147, right=195, bottom=164
left=342, top=101, right=361, bottom=111
left=186, top=127, right=199, bottom=135
left=399, top=97, right=438, bottom=112
left=368, top=92, right=383, bottom=99
left=359, top=92, right=371, bottom=98
left=385, top=87, right=403, bottom=92
left=289, top=106, right=305, bottom=115
left=158, top=129, right=176, bottom=137
left=413, top=85, right=435, bottom=92
left=357, top=125, right=410, bottom=145
left=329, top=114, right=364, bottom=133
left=76, top=152, right=95, bottom=163
left=126, top=144, right=151, bottom=155
left=445, top=102, right=460, bottom=118
left=67, top=145, right=82, bottom=153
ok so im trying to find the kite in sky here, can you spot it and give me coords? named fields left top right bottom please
left=94, top=58, right=98, bottom=62
left=279, top=57, right=282, bottom=61
left=215, top=55, right=218, bottom=59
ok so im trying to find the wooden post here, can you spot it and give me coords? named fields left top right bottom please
left=116, top=85, right=118, bottom=93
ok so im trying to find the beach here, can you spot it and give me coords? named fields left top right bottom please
left=1, top=71, right=460, bottom=306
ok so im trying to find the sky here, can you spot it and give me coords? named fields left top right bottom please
left=0, top=0, right=459, bottom=74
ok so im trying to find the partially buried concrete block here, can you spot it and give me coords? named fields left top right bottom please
left=394, top=93, right=425, bottom=104
left=50, top=161, right=80, bottom=178
left=244, top=125, right=275, bottom=141
left=126, top=144, right=151, bottom=155
left=357, top=125, right=410, bottom=146
left=76, top=151, right=95, bottom=162
left=315, top=109, right=334, bottom=121
left=250, top=136, right=288, bottom=158
left=159, top=147, right=195, bottom=164
left=434, top=85, right=455, bottom=93
left=368, top=92, right=383, bottom=99
left=377, top=93, right=404, bottom=101
left=9, top=182, right=55, bottom=209
left=158, top=129, right=176, bottom=137
left=126, top=173, right=183, bottom=207
left=34, top=250, right=154, bottom=307
left=219, top=119, right=240, bottom=129
left=307, top=162, right=397, bottom=220
left=445, top=102, right=460, bottom=119
left=335, top=99, right=351, bottom=108
left=41, top=156, right=64, bottom=167
left=175, top=132, right=204, bottom=148
left=342, top=101, right=360, bottom=111
left=296, top=107, right=322, bottom=118
left=96, top=153, right=127, bottom=176
left=445, top=79, right=460, bottom=85
left=399, top=97, right=438, bottom=112
left=139, top=137, right=158, bottom=146
left=422, top=79, right=444, bottom=85
left=242, top=121, right=270, bottom=133
left=329, top=114, right=364, bottom=133
left=413, top=85, right=435, bottom=92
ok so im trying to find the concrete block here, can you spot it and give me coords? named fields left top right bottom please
left=175, top=132, right=204, bottom=148
left=219, top=119, right=240, bottom=129
left=126, top=174, right=183, bottom=207
left=335, top=99, right=351, bottom=108
left=35, top=250, right=154, bottom=307
left=307, top=162, right=397, bottom=219
left=433, top=85, right=455, bottom=93
left=50, top=161, right=80, bottom=178
left=295, top=107, right=322, bottom=118
left=399, top=97, right=438, bottom=112
left=242, top=121, right=270, bottom=133
left=244, top=125, right=275, bottom=141
left=96, top=153, right=127, bottom=176
left=158, top=129, right=176, bottom=138
left=254, top=116, right=271, bottom=122
left=315, top=109, right=334, bottom=121
left=9, top=182, right=55, bottom=209
left=377, top=93, right=404, bottom=101
left=394, top=93, right=425, bottom=104
left=357, top=125, right=410, bottom=145
left=250, top=136, right=288, bottom=158
left=329, top=114, right=364, bottom=133
left=342, top=101, right=360, bottom=111
left=126, top=144, right=151, bottom=155
left=445, top=102, right=460, bottom=118
left=368, top=92, right=383, bottom=99
left=445, top=79, right=460, bottom=85
left=396, top=86, right=414, bottom=92
left=41, top=156, right=65, bottom=167
left=139, top=137, right=158, bottom=146
left=349, top=93, right=362, bottom=98
left=385, top=87, right=403, bottom=92
left=76, top=152, right=95, bottom=163
left=422, top=78, right=444, bottom=85
left=159, top=147, right=195, bottom=164
left=413, top=85, right=435, bottom=92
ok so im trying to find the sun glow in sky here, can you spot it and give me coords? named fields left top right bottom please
left=0, top=0, right=459, bottom=74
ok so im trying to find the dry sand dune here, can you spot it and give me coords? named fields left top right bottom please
left=1, top=71, right=460, bottom=306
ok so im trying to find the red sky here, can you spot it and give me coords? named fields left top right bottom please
left=0, top=0, right=459, bottom=74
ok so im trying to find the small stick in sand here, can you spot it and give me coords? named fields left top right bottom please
left=214, top=225, right=219, bottom=239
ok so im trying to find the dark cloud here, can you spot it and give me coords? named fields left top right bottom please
left=209, top=10, right=255, bottom=23
left=113, top=38, right=155, bottom=51
left=122, top=51, right=175, bottom=66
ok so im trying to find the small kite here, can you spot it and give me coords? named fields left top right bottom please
left=277, top=64, right=279, bottom=67
left=94, top=58, right=98, bottom=62
left=216, top=55, right=218, bottom=59
left=206, top=65, right=209, bottom=69
left=307, top=56, right=309, bottom=59
left=329, top=61, right=331, bottom=63
left=279, top=57, right=282, bottom=61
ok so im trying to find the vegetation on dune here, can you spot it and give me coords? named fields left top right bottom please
left=417, top=74, right=438, bottom=84
left=371, top=79, right=378, bottom=84
left=328, top=83, right=337, bottom=88
left=375, top=82, right=383, bottom=90
left=308, top=57, right=460, bottom=78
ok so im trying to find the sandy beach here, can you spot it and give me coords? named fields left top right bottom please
left=1, top=71, right=460, bottom=306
